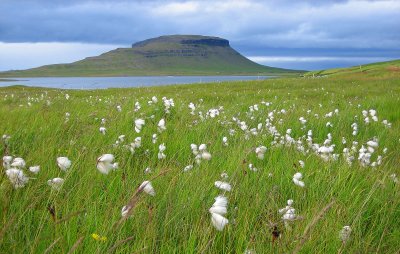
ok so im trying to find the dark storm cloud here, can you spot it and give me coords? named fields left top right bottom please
left=0, top=0, right=399, bottom=71
left=1, top=0, right=399, bottom=48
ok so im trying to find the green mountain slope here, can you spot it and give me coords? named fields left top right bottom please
left=0, top=35, right=302, bottom=77
left=305, top=59, right=400, bottom=79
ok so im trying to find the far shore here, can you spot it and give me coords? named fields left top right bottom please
left=0, top=78, right=20, bottom=82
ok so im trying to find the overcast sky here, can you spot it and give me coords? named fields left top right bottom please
left=1, top=0, right=399, bottom=71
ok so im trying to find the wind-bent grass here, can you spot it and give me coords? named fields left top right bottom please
left=0, top=74, right=399, bottom=253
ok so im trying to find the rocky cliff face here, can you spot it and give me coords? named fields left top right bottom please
left=180, top=38, right=229, bottom=47
left=132, top=35, right=230, bottom=48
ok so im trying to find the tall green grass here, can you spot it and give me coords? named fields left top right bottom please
left=0, top=76, right=399, bottom=253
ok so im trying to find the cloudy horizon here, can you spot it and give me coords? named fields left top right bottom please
left=1, top=0, right=399, bottom=71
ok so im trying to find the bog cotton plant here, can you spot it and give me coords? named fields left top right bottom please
left=57, top=157, right=71, bottom=171
left=293, top=172, right=305, bottom=187
left=158, top=143, right=166, bottom=159
left=29, top=165, right=40, bottom=174
left=222, top=136, right=228, bottom=146
left=214, top=181, right=232, bottom=192
left=152, top=134, right=157, bottom=144
left=199, top=144, right=212, bottom=161
left=188, top=102, right=196, bottom=115
left=183, top=165, right=193, bottom=172
left=11, top=157, right=26, bottom=168
left=3, top=155, right=13, bottom=169
left=162, top=97, right=175, bottom=113
left=157, top=118, right=166, bottom=132
left=6, top=169, right=29, bottom=188
left=209, top=195, right=229, bottom=231
left=134, top=118, right=145, bottom=133
left=139, top=181, right=155, bottom=196
left=255, top=145, right=267, bottom=159
left=129, top=137, right=142, bottom=154
left=47, top=178, right=64, bottom=190
left=99, top=126, right=106, bottom=135
left=339, top=226, right=352, bottom=243
left=279, top=199, right=299, bottom=227
left=134, top=101, right=141, bottom=112
left=96, top=154, right=118, bottom=174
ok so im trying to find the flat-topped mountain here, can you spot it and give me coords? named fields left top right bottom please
left=0, top=35, right=302, bottom=77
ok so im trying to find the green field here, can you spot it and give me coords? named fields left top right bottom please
left=0, top=63, right=399, bottom=253
left=305, top=59, right=400, bottom=79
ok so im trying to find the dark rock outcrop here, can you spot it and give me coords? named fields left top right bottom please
left=132, top=35, right=229, bottom=48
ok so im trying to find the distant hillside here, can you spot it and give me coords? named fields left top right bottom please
left=305, top=59, right=400, bottom=79
left=0, top=35, right=302, bottom=77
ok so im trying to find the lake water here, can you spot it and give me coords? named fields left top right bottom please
left=0, top=76, right=271, bottom=89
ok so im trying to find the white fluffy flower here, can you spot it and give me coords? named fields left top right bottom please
left=57, top=157, right=71, bottom=171
left=6, top=169, right=29, bottom=188
left=29, top=165, right=40, bottom=174
left=139, top=181, right=155, bottom=196
left=152, top=133, right=158, bottom=144
left=47, top=177, right=64, bottom=190
left=158, top=143, right=166, bottom=159
left=99, top=126, right=106, bottom=135
left=199, top=144, right=207, bottom=152
left=198, top=144, right=211, bottom=160
left=222, top=136, right=228, bottom=146
left=96, top=154, right=118, bottom=174
left=293, top=172, right=305, bottom=187
left=255, top=146, right=267, bottom=160
left=248, top=163, right=257, bottom=172
left=214, top=181, right=232, bottom=192
left=201, top=151, right=212, bottom=160
left=157, top=118, right=166, bottom=133
left=209, top=196, right=229, bottom=231
left=134, top=118, right=145, bottom=133
left=11, top=157, right=26, bottom=168
left=279, top=199, right=298, bottom=223
left=2, top=155, right=13, bottom=169
left=339, top=226, right=352, bottom=242
left=210, top=212, right=229, bottom=231
left=183, top=165, right=193, bottom=172
left=118, top=135, right=125, bottom=142
left=121, top=205, right=131, bottom=217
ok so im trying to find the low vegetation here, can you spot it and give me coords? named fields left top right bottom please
left=0, top=63, right=399, bottom=253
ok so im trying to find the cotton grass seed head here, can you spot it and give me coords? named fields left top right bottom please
left=57, top=157, right=71, bottom=171
left=6, top=169, right=29, bottom=188
left=139, top=180, right=155, bottom=196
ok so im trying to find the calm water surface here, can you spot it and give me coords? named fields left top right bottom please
left=0, top=76, right=271, bottom=89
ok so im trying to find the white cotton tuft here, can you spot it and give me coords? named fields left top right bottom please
left=121, top=205, right=131, bottom=217
left=214, top=181, right=232, bottom=192
left=57, top=157, right=71, bottom=171
left=29, top=165, right=40, bottom=174
left=210, top=212, right=229, bottom=231
left=11, top=157, right=26, bottom=168
left=96, top=154, right=117, bottom=174
left=139, top=181, right=155, bottom=196
left=293, top=172, right=305, bottom=187
left=6, top=169, right=29, bottom=188
left=339, top=226, right=352, bottom=242
left=47, top=177, right=64, bottom=190
left=134, top=118, right=145, bottom=133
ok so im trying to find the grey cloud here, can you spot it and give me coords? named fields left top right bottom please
left=0, top=0, right=399, bottom=71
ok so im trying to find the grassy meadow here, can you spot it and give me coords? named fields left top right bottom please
left=0, top=70, right=399, bottom=253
